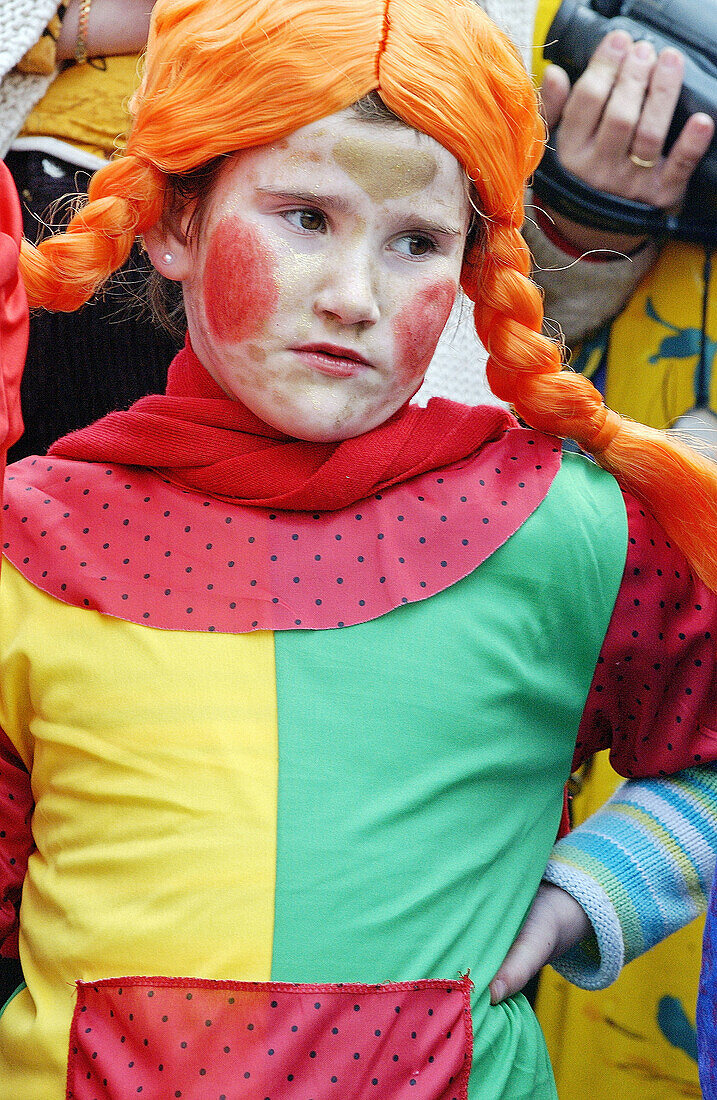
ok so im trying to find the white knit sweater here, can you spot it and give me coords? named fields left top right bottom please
left=0, top=0, right=60, bottom=157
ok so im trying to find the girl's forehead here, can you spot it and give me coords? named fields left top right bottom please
left=214, top=108, right=465, bottom=204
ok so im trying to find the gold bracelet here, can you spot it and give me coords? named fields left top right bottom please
left=75, top=0, right=92, bottom=64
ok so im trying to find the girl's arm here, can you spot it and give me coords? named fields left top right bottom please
left=491, top=489, right=717, bottom=1003
left=56, top=0, right=154, bottom=60
left=490, top=764, right=717, bottom=1002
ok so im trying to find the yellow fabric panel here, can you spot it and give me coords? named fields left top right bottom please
left=20, top=54, right=142, bottom=160
left=0, top=560, right=279, bottom=1096
left=532, top=0, right=563, bottom=83
left=536, top=750, right=702, bottom=1100
left=604, top=243, right=716, bottom=426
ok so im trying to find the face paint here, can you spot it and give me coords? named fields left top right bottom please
left=394, top=280, right=458, bottom=383
left=183, top=110, right=469, bottom=442
left=332, top=136, right=437, bottom=202
left=203, top=216, right=279, bottom=342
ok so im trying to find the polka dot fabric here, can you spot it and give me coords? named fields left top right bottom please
left=1, top=431, right=559, bottom=633
left=0, top=728, right=32, bottom=958
left=574, top=490, right=717, bottom=778
left=67, top=975, right=473, bottom=1100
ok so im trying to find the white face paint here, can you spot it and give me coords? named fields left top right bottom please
left=177, top=108, right=470, bottom=442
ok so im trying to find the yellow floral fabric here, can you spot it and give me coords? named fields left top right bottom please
left=20, top=53, right=141, bottom=159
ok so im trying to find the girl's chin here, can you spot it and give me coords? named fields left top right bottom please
left=251, top=398, right=401, bottom=442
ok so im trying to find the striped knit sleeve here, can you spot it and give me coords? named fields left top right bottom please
left=543, top=764, right=717, bottom=990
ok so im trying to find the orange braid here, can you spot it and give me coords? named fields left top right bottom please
left=473, top=223, right=717, bottom=590
left=19, top=157, right=165, bottom=311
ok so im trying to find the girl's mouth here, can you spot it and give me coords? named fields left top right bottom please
left=292, top=344, right=373, bottom=378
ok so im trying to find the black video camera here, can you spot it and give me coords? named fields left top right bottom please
left=532, top=0, right=717, bottom=245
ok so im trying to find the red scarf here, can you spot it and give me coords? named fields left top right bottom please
left=49, top=341, right=516, bottom=511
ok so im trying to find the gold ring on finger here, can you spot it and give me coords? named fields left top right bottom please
left=629, top=153, right=658, bottom=169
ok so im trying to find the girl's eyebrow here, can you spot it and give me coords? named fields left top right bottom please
left=256, top=187, right=464, bottom=237
left=256, top=187, right=354, bottom=214
left=399, top=213, right=465, bottom=238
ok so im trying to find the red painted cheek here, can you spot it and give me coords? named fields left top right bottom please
left=203, top=217, right=279, bottom=342
left=393, top=280, right=458, bottom=383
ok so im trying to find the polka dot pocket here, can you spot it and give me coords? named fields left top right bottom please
left=67, top=974, right=474, bottom=1099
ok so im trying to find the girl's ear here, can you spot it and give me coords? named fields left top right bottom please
left=143, top=211, right=195, bottom=282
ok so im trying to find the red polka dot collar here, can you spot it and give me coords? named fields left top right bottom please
left=3, top=431, right=560, bottom=632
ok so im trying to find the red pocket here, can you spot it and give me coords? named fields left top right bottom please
left=66, top=974, right=473, bottom=1099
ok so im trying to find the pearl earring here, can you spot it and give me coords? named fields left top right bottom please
left=162, top=251, right=174, bottom=264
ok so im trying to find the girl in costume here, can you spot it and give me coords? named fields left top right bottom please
left=0, top=0, right=716, bottom=1096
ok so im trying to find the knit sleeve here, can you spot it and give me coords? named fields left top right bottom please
left=0, top=727, right=34, bottom=958
left=574, top=489, right=717, bottom=778
left=543, top=764, right=717, bottom=990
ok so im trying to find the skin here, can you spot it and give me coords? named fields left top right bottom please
left=145, top=109, right=469, bottom=442
left=332, top=136, right=438, bottom=202
left=540, top=31, right=714, bottom=254
left=56, top=0, right=154, bottom=59
left=489, top=882, right=590, bottom=1004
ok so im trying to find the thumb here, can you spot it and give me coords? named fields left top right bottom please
left=489, top=883, right=592, bottom=1004
left=489, top=910, right=559, bottom=1004
left=540, top=64, right=571, bottom=131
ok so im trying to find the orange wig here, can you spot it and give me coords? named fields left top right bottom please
left=17, top=0, right=717, bottom=589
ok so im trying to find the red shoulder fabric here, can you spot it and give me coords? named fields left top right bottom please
left=48, top=341, right=518, bottom=512
left=574, top=490, right=717, bottom=777
left=0, top=728, right=34, bottom=959
left=0, top=163, right=28, bottom=524
left=2, top=428, right=561, bottom=632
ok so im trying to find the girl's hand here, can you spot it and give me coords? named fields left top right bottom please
left=488, top=882, right=591, bottom=1004
left=539, top=32, right=715, bottom=254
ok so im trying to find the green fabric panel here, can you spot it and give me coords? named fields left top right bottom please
left=272, top=454, right=627, bottom=1099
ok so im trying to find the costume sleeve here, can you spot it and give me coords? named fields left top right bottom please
left=542, top=764, right=717, bottom=989
left=573, top=489, right=717, bottom=778
left=522, top=188, right=659, bottom=349
left=0, top=727, right=34, bottom=958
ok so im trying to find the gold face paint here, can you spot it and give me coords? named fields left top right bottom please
left=332, top=136, right=437, bottom=202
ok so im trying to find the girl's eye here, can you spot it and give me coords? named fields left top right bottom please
left=284, top=208, right=326, bottom=233
left=393, top=234, right=437, bottom=257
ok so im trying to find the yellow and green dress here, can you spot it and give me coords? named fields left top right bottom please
left=1, top=350, right=716, bottom=1097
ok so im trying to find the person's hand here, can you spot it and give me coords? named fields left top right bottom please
left=488, top=882, right=591, bottom=1004
left=539, top=31, right=715, bottom=254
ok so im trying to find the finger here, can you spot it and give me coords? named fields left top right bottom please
left=594, top=39, right=657, bottom=160
left=559, top=30, right=632, bottom=146
left=630, top=48, right=684, bottom=166
left=660, top=112, right=715, bottom=202
left=489, top=884, right=592, bottom=1005
left=489, top=931, right=555, bottom=1004
left=540, top=64, right=571, bottom=131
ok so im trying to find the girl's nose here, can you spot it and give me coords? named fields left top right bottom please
left=313, top=245, right=380, bottom=327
